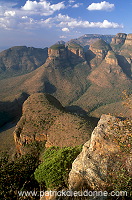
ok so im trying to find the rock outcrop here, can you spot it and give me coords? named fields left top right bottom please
left=89, top=39, right=111, bottom=68
left=89, top=39, right=111, bottom=60
left=105, top=51, right=118, bottom=65
left=48, top=44, right=67, bottom=60
left=111, top=33, right=127, bottom=45
left=124, top=34, right=132, bottom=45
left=69, top=114, right=132, bottom=190
left=14, top=93, right=96, bottom=154
left=48, top=43, right=85, bottom=62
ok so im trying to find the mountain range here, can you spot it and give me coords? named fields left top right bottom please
left=0, top=33, right=132, bottom=154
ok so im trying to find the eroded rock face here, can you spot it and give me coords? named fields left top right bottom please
left=68, top=114, right=132, bottom=191
left=48, top=43, right=85, bottom=62
left=89, top=39, right=111, bottom=60
left=124, top=34, right=132, bottom=45
left=111, top=33, right=127, bottom=45
left=105, top=51, right=118, bottom=65
left=48, top=47, right=68, bottom=60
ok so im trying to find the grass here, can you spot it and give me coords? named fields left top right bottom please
left=50, top=44, right=65, bottom=50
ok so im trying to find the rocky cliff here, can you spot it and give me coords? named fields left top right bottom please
left=88, top=39, right=111, bottom=68
left=105, top=51, right=118, bottom=65
left=48, top=43, right=85, bottom=63
left=69, top=114, right=132, bottom=191
left=124, top=34, right=132, bottom=45
left=111, top=33, right=127, bottom=45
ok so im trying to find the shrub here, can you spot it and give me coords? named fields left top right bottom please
left=34, top=146, right=82, bottom=189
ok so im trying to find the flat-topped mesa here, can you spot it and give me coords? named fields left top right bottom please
left=124, top=34, right=132, bottom=45
left=111, top=33, right=127, bottom=45
left=48, top=44, right=67, bottom=60
left=105, top=50, right=118, bottom=65
left=89, top=39, right=111, bottom=60
left=48, top=43, right=85, bottom=61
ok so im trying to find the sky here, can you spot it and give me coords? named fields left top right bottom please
left=0, top=0, right=132, bottom=50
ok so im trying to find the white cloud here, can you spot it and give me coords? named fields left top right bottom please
left=56, top=14, right=123, bottom=29
left=4, top=11, right=16, bottom=17
left=87, top=1, right=114, bottom=11
left=22, top=0, right=65, bottom=16
left=57, top=13, right=71, bottom=21
left=60, top=35, right=67, bottom=39
left=72, top=3, right=83, bottom=8
left=0, top=2, right=123, bottom=31
left=62, top=27, right=70, bottom=32
left=69, top=0, right=75, bottom=3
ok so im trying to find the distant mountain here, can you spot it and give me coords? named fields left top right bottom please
left=67, top=34, right=114, bottom=50
left=0, top=46, right=48, bottom=79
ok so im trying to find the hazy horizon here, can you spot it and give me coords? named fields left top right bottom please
left=0, top=0, right=132, bottom=50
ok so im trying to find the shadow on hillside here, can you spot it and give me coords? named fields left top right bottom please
left=85, top=50, right=96, bottom=64
left=65, top=105, right=99, bottom=124
left=0, top=121, right=17, bottom=133
left=117, top=55, right=132, bottom=78
left=65, top=105, right=88, bottom=116
left=0, top=92, right=29, bottom=128
left=44, top=81, right=57, bottom=94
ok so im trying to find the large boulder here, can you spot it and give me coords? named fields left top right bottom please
left=69, top=114, right=132, bottom=191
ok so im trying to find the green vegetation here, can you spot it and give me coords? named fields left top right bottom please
left=50, top=44, right=65, bottom=50
left=34, top=146, right=82, bottom=189
left=67, top=42, right=83, bottom=49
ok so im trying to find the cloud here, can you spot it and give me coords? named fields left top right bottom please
left=57, top=14, right=123, bottom=29
left=0, top=2, right=123, bottom=31
left=69, top=0, right=75, bottom=3
left=62, top=27, right=70, bottom=32
left=22, top=0, right=65, bottom=16
left=4, top=11, right=16, bottom=17
left=60, top=35, right=67, bottom=39
left=72, top=3, right=83, bottom=8
left=87, top=1, right=114, bottom=11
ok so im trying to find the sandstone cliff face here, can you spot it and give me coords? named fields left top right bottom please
left=111, top=33, right=127, bottom=45
left=14, top=93, right=96, bottom=154
left=48, top=47, right=68, bottom=60
left=105, top=51, right=118, bottom=65
left=124, top=34, right=132, bottom=45
left=89, top=39, right=111, bottom=68
left=89, top=39, right=111, bottom=60
left=48, top=43, right=85, bottom=62
left=69, top=114, right=132, bottom=190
